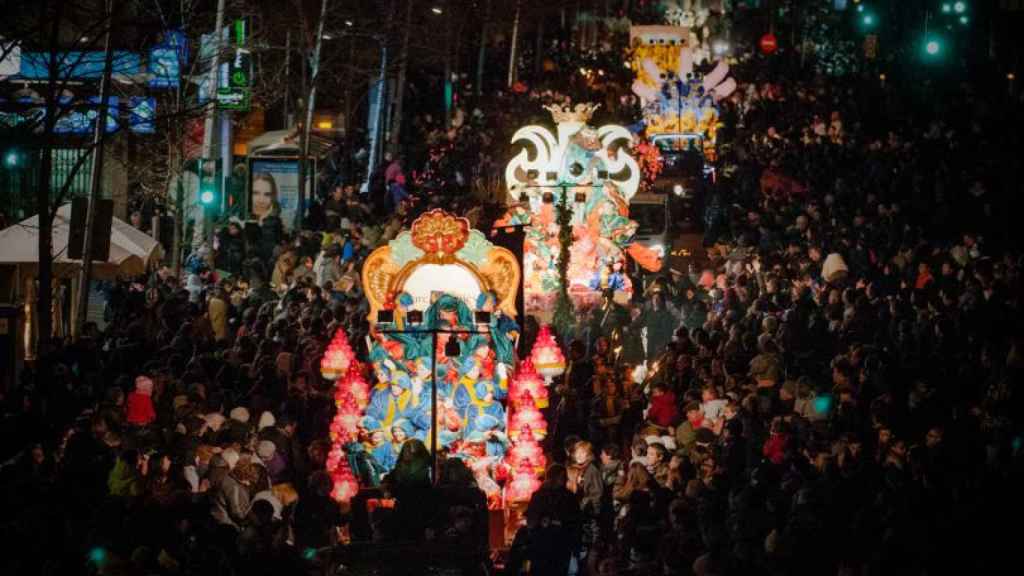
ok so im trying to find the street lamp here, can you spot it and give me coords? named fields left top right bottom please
left=431, top=6, right=443, bottom=14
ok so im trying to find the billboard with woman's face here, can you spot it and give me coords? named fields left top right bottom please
left=249, top=159, right=305, bottom=229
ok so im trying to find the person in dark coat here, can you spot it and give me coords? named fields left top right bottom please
left=526, top=464, right=582, bottom=576
left=216, top=220, right=247, bottom=276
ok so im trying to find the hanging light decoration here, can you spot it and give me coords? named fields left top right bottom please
left=509, top=358, right=549, bottom=409
left=322, top=329, right=367, bottom=503
left=507, top=438, right=547, bottom=474
left=330, top=461, right=360, bottom=503
left=321, top=329, right=356, bottom=380
left=530, top=325, right=566, bottom=383
left=509, top=404, right=548, bottom=441
left=506, top=471, right=542, bottom=503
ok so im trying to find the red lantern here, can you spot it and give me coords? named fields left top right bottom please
left=509, top=405, right=548, bottom=441
left=330, top=462, right=360, bottom=503
left=506, top=471, right=542, bottom=503
left=760, top=33, right=778, bottom=55
left=510, top=358, right=549, bottom=409
left=507, top=439, right=547, bottom=474
left=530, top=325, right=566, bottom=383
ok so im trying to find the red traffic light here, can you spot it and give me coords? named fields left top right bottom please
left=759, top=33, right=778, bottom=55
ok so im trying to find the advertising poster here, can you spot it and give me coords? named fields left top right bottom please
left=250, top=159, right=307, bottom=230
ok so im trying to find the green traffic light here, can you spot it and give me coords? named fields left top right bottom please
left=942, top=3, right=951, bottom=13
left=959, top=15, right=969, bottom=25
left=200, top=189, right=216, bottom=205
left=862, top=14, right=874, bottom=27
left=856, top=4, right=864, bottom=13
left=925, top=40, right=941, bottom=56
left=4, top=151, right=19, bottom=168
left=953, top=1, right=966, bottom=14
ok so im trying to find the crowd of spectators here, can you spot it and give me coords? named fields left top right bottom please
left=2, top=24, right=1023, bottom=576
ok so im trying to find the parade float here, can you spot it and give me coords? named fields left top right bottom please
left=629, top=24, right=737, bottom=160
left=322, top=208, right=561, bottom=524
left=500, top=103, right=664, bottom=319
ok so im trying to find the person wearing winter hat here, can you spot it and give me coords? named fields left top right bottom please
left=126, top=376, right=157, bottom=426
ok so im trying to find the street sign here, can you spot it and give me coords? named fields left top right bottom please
left=229, top=48, right=252, bottom=88
left=216, top=87, right=250, bottom=111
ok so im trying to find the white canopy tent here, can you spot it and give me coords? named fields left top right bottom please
left=0, top=203, right=164, bottom=279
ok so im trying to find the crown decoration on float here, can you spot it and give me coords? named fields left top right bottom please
left=410, top=209, right=471, bottom=259
left=543, top=102, right=601, bottom=124
left=530, top=325, right=566, bottom=383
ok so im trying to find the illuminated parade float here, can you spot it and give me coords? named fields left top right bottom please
left=500, top=103, right=662, bottom=317
left=323, top=209, right=560, bottom=525
left=629, top=25, right=736, bottom=159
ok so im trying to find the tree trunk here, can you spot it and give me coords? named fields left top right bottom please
left=476, top=0, right=490, bottom=98
left=388, top=0, right=414, bottom=156
left=35, top=0, right=65, bottom=372
left=297, top=0, right=329, bottom=230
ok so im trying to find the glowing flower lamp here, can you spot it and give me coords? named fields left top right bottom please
left=321, top=329, right=355, bottom=380
left=530, top=325, right=566, bottom=383
left=509, top=405, right=548, bottom=441
left=506, top=471, right=542, bottom=503
left=511, top=358, right=549, bottom=409
left=330, top=462, right=360, bottom=503
left=507, top=438, right=547, bottom=474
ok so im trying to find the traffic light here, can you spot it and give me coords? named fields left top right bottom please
left=3, top=149, right=21, bottom=169
left=924, top=37, right=942, bottom=57
left=198, top=158, right=220, bottom=210
left=855, top=4, right=877, bottom=31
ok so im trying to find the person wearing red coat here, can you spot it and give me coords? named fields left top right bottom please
left=646, top=384, right=679, bottom=429
left=126, top=376, right=156, bottom=426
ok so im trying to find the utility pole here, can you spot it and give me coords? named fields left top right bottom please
left=297, top=0, right=329, bottom=230
left=200, top=0, right=227, bottom=248
left=74, top=0, right=114, bottom=341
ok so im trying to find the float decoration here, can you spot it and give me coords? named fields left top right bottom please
left=629, top=26, right=736, bottom=155
left=355, top=209, right=527, bottom=502
left=324, top=329, right=374, bottom=503
left=501, top=104, right=651, bottom=317
left=531, top=325, right=567, bottom=384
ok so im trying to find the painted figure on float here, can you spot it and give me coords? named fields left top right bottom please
left=501, top=103, right=664, bottom=317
